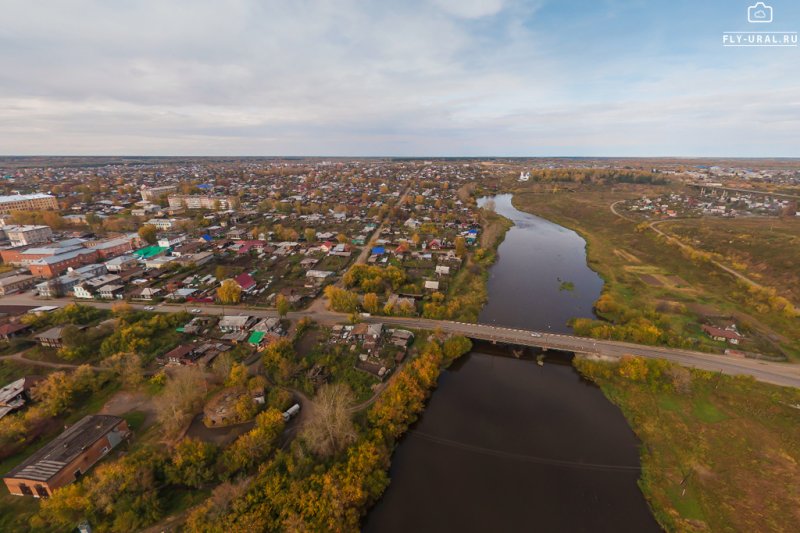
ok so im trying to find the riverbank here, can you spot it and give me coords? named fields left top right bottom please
left=441, top=207, right=513, bottom=322
left=510, top=189, right=799, bottom=359
left=575, top=355, right=800, bottom=532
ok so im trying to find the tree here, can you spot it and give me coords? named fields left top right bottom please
left=138, top=224, right=158, bottom=245
left=218, top=409, right=285, bottom=476
left=454, top=236, right=467, bottom=258
left=276, top=293, right=290, bottom=318
left=103, top=352, right=145, bottom=389
left=217, top=279, right=242, bottom=304
left=226, top=362, right=249, bottom=388
left=304, top=228, right=317, bottom=243
left=262, top=338, right=296, bottom=382
left=324, top=286, right=359, bottom=313
left=442, top=336, right=472, bottom=363
left=336, top=233, right=348, bottom=244
left=155, top=366, right=208, bottom=438
left=363, top=293, right=379, bottom=314
left=165, top=438, right=218, bottom=488
left=301, top=383, right=357, bottom=457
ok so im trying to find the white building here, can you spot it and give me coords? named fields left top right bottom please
left=5, top=225, right=53, bottom=247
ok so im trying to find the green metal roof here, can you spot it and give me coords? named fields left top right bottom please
left=134, top=245, right=168, bottom=259
left=248, top=331, right=265, bottom=344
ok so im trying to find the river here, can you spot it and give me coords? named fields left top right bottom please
left=362, top=194, right=660, bottom=532
left=478, top=193, right=603, bottom=333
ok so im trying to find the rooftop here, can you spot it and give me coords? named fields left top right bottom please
left=6, top=415, right=125, bottom=482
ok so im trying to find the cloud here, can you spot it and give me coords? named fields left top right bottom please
left=431, top=0, right=508, bottom=19
left=0, top=0, right=798, bottom=156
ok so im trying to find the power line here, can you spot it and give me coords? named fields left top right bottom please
left=409, top=430, right=642, bottom=473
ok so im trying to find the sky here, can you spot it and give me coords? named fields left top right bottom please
left=1, top=0, right=799, bottom=157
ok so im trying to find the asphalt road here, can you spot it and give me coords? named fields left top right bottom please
left=4, top=293, right=800, bottom=389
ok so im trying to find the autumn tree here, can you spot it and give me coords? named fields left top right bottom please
left=454, top=236, right=467, bottom=258
left=363, top=292, right=379, bottom=314
left=304, top=228, right=317, bottom=242
left=276, top=293, right=290, bottom=318
left=225, top=362, right=249, bottom=388
left=262, top=338, right=296, bottom=383
left=218, top=408, right=285, bottom=476
left=301, top=383, right=357, bottom=457
left=324, top=286, right=360, bottom=313
left=165, top=438, right=218, bottom=488
left=155, top=366, right=208, bottom=438
left=138, top=224, right=158, bottom=245
left=217, top=279, right=242, bottom=304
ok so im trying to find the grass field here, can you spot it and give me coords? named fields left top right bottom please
left=510, top=187, right=800, bottom=359
left=664, top=217, right=800, bottom=304
left=576, top=356, right=800, bottom=533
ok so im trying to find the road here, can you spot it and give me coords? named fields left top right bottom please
left=3, top=293, right=800, bottom=389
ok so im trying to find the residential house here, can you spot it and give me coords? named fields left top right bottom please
left=218, top=315, right=256, bottom=333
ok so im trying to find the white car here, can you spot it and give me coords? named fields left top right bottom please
left=143, top=305, right=155, bottom=311
left=530, top=332, right=543, bottom=338
left=190, top=308, right=202, bottom=314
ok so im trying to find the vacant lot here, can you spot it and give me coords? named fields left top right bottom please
left=664, top=217, right=800, bottom=304
left=577, top=356, right=800, bottom=533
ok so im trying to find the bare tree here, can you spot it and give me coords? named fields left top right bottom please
left=156, top=366, right=208, bottom=438
left=300, top=383, right=357, bottom=457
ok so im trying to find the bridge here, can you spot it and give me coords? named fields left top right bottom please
left=357, top=315, right=800, bottom=389
left=2, top=293, right=800, bottom=389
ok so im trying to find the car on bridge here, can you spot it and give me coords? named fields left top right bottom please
left=531, top=332, right=542, bottom=338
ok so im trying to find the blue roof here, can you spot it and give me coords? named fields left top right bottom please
left=372, top=246, right=385, bottom=255
left=197, top=183, right=212, bottom=189
left=202, top=234, right=213, bottom=241
left=467, top=229, right=479, bottom=234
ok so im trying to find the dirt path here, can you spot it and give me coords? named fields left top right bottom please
left=100, top=390, right=158, bottom=429
left=0, top=350, right=104, bottom=371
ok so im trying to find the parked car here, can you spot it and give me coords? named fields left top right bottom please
left=143, top=305, right=154, bottom=311
left=191, top=308, right=202, bottom=314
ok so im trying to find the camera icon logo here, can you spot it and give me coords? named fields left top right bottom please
left=748, top=2, right=773, bottom=23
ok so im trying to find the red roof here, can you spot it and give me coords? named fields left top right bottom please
left=702, top=325, right=742, bottom=340
left=234, top=273, right=257, bottom=291
left=0, top=322, right=31, bottom=336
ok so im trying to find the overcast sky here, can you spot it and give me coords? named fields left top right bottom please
left=1, top=0, right=799, bottom=157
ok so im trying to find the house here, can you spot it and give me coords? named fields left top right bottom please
left=306, top=270, right=334, bottom=281
left=233, top=273, right=257, bottom=293
left=424, top=280, right=440, bottom=292
left=132, top=287, right=162, bottom=301
left=35, top=326, right=68, bottom=349
left=163, top=344, right=203, bottom=366
left=4, top=415, right=130, bottom=498
left=702, top=325, right=744, bottom=345
left=98, top=284, right=125, bottom=300
left=435, top=265, right=450, bottom=276
left=0, top=377, right=41, bottom=420
left=0, top=322, right=32, bottom=341
left=218, top=315, right=256, bottom=333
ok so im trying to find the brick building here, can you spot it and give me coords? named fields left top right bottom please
left=4, top=415, right=130, bottom=498
left=0, top=194, right=58, bottom=215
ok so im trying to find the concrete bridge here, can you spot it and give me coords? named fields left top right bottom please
left=2, top=293, right=800, bottom=389
left=358, top=316, right=800, bottom=389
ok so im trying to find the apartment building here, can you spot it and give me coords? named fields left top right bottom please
left=0, top=194, right=58, bottom=214
left=167, top=194, right=239, bottom=210
left=140, top=184, right=178, bottom=202
left=4, top=225, right=53, bottom=247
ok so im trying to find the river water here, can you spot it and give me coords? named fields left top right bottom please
left=363, top=195, right=660, bottom=532
left=478, top=194, right=603, bottom=333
